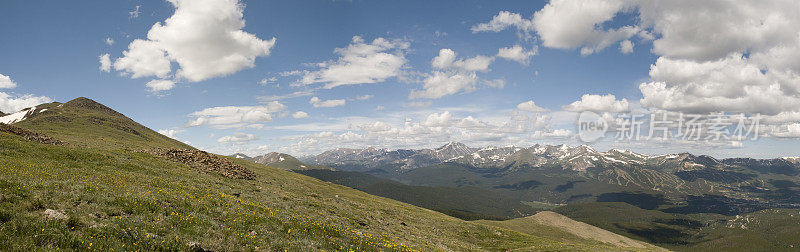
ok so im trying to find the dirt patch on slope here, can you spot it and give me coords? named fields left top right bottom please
left=529, top=211, right=650, bottom=248
left=0, top=123, right=67, bottom=145
left=140, top=149, right=256, bottom=180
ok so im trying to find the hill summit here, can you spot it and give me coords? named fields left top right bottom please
left=9, top=97, right=191, bottom=150
left=61, top=97, right=126, bottom=117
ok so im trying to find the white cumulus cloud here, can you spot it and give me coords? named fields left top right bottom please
left=145, top=79, right=176, bottom=93
left=299, top=36, right=409, bottom=89
left=410, top=49, right=498, bottom=99
left=218, top=132, right=259, bottom=144
left=517, top=100, right=549, bottom=112
left=99, top=54, right=112, bottom=72
left=422, top=111, right=454, bottom=127
left=292, top=111, right=309, bottom=119
left=563, top=94, right=629, bottom=113
left=513, top=0, right=800, bottom=118
left=114, top=0, right=276, bottom=82
left=532, top=0, right=638, bottom=55
left=113, top=39, right=172, bottom=79
left=409, top=71, right=478, bottom=99
left=0, top=74, right=18, bottom=89
left=0, top=93, right=53, bottom=114
left=431, top=48, right=493, bottom=72
left=187, top=101, right=286, bottom=128
left=0, top=75, right=52, bottom=113
left=497, top=45, right=537, bottom=65
left=471, top=11, right=536, bottom=40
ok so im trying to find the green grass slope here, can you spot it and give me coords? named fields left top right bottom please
left=475, top=211, right=663, bottom=250
left=0, top=131, right=657, bottom=251
left=13, top=97, right=191, bottom=150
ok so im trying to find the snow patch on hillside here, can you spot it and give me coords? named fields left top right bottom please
left=0, top=106, right=36, bottom=124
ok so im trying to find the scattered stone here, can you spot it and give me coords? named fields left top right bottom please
left=89, top=223, right=107, bottom=229
left=139, top=149, right=256, bottom=180
left=187, top=242, right=206, bottom=252
left=43, top=209, right=67, bottom=220
left=0, top=123, right=66, bottom=145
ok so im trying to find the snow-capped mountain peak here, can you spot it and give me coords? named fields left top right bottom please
left=305, top=143, right=761, bottom=174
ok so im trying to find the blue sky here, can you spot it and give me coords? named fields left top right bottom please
left=2, top=0, right=800, bottom=158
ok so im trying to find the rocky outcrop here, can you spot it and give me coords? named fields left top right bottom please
left=141, top=149, right=256, bottom=180
left=0, top=123, right=67, bottom=145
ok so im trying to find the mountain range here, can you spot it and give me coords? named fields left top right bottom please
left=292, top=142, right=800, bottom=250
left=233, top=152, right=334, bottom=171
left=305, top=142, right=800, bottom=175
left=3, top=97, right=800, bottom=251
left=302, top=142, right=800, bottom=204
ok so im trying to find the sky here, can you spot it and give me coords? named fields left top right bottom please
left=2, top=0, right=800, bottom=158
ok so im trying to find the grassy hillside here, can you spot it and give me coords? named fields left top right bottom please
left=13, top=97, right=191, bottom=150
left=475, top=211, right=661, bottom=250
left=0, top=130, right=655, bottom=251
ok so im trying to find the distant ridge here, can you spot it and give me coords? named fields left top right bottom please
left=251, top=152, right=334, bottom=171
left=307, top=142, right=799, bottom=173
left=231, top=153, right=252, bottom=160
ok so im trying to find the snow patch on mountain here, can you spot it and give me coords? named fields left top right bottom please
left=0, top=106, right=37, bottom=124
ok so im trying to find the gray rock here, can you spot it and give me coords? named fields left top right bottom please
left=43, top=209, right=67, bottom=220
